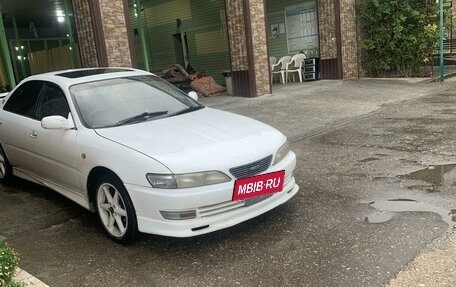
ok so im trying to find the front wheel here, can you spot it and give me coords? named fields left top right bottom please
left=95, top=175, right=138, bottom=244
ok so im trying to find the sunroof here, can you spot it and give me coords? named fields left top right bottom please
left=56, top=68, right=134, bottom=78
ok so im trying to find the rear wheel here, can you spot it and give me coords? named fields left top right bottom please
left=95, top=175, right=138, bottom=244
left=0, top=147, right=13, bottom=184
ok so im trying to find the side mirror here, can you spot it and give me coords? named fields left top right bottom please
left=188, top=91, right=198, bottom=101
left=41, top=115, right=72, bottom=130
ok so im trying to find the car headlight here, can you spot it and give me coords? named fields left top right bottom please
left=146, top=171, right=231, bottom=189
left=146, top=174, right=177, bottom=189
left=273, top=141, right=290, bottom=165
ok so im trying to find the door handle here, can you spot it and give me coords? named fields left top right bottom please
left=29, top=130, right=38, bottom=138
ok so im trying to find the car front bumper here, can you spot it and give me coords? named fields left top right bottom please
left=125, top=151, right=299, bottom=237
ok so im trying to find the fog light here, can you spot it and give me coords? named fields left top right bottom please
left=160, top=210, right=197, bottom=220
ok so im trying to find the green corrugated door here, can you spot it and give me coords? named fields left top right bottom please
left=129, top=0, right=231, bottom=85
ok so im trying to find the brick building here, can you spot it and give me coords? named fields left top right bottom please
left=68, top=0, right=362, bottom=97
left=2, top=0, right=453, bottom=96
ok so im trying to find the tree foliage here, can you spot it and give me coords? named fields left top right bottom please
left=357, top=0, right=439, bottom=76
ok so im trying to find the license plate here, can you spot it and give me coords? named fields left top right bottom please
left=232, top=170, right=285, bottom=201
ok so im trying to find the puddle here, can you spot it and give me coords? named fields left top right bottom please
left=365, top=210, right=394, bottom=223
left=398, top=164, right=456, bottom=192
left=365, top=198, right=453, bottom=227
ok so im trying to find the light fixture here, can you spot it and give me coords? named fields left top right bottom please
left=20, top=46, right=24, bottom=50
left=14, top=46, right=19, bottom=51
left=56, top=9, right=65, bottom=23
left=17, top=56, right=22, bottom=60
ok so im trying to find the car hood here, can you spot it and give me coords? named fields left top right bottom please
left=95, top=107, right=285, bottom=174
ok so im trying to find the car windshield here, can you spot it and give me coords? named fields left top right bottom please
left=70, top=75, right=202, bottom=128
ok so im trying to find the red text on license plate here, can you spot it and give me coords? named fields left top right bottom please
left=232, top=170, right=285, bottom=201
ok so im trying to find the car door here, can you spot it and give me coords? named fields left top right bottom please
left=26, top=82, right=81, bottom=192
left=0, top=81, right=44, bottom=172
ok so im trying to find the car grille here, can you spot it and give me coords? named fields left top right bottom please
left=229, top=155, right=273, bottom=179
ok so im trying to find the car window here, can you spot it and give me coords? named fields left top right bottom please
left=36, top=83, right=70, bottom=120
left=71, top=75, right=202, bottom=128
left=3, top=81, right=44, bottom=119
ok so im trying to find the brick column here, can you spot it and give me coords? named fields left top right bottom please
left=247, top=0, right=270, bottom=96
left=339, top=0, right=359, bottom=79
left=98, top=0, right=132, bottom=67
left=318, top=0, right=341, bottom=79
left=72, top=0, right=134, bottom=68
left=452, top=0, right=456, bottom=46
left=225, top=0, right=270, bottom=97
left=318, top=0, right=337, bottom=61
left=72, top=0, right=98, bottom=67
left=318, top=0, right=361, bottom=79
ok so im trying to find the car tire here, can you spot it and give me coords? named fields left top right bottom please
left=0, top=146, right=13, bottom=184
left=95, top=175, right=138, bottom=244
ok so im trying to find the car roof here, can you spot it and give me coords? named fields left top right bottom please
left=21, top=67, right=153, bottom=90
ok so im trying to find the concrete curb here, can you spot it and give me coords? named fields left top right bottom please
left=13, top=268, right=49, bottom=287
left=386, top=230, right=456, bottom=287
left=429, top=71, right=456, bottom=82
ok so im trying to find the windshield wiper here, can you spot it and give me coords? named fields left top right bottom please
left=115, top=111, right=168, bottom=126
left=173, top=106, right=204, bottom=116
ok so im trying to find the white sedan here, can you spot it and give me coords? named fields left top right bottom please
left=0, top=68, right=299, bottom=243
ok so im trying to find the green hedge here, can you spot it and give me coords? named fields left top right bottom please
left=357, top=0, right=439, bottom=77
left=0, top=241, right=22, bottom=287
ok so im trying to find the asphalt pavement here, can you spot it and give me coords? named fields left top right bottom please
left=2, top=78, right=456, bottom=286
left=203, top=77, right=456, bottom=287
left=383, top=77, right=456, bottom=287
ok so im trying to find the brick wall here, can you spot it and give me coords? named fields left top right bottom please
left=72, top=0, right=99, bottom=67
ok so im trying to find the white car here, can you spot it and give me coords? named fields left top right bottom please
left=0, top=68, right=299, bottom=243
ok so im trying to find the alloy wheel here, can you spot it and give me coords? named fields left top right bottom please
left=96, top=183, right=129, bottom=238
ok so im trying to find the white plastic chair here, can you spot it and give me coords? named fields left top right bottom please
left=271, top=56, right=291, bottom=84
left=286, top=53, right=306, bottom=83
